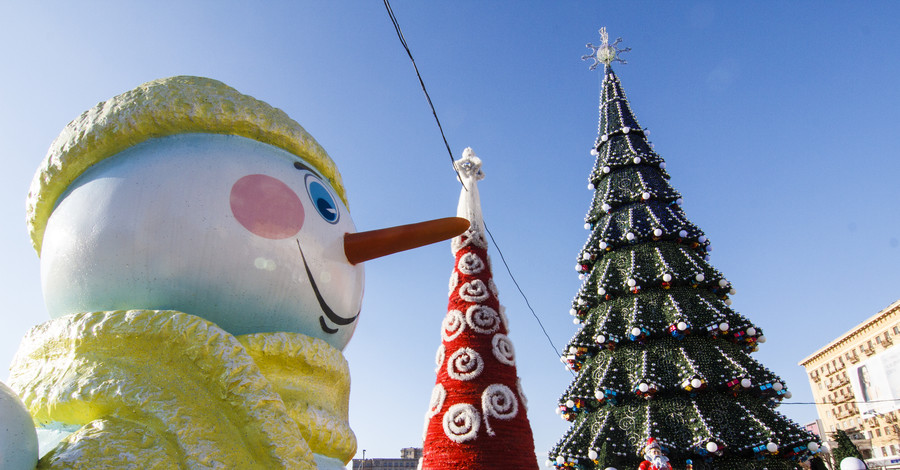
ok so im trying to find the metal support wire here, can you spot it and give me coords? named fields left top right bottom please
left=381, top=0, right=567, bottom=368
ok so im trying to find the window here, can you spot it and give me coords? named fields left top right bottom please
left=867, top=431, right=873, bottom=439
left=876, top=428, right=882, bottom=437
left=886, top=426, right=892, bottom=435
left=893, top=326, right=899, bottom=335
left=881, top=446, right=887, bottom=457
left=877, top=336, right=882, bottom=344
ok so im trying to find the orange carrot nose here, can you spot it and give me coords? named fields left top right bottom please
left=344, top=217, right=470, bottom=265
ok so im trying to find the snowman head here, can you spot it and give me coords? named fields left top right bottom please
left=28, top=76, right=466, bottom=351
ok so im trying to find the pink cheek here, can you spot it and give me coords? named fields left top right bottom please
left=230, top=174, right=304, bottom=239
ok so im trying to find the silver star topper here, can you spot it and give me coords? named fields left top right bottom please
left=454, top=147, right=485, bottom=181
left=583, top=27, right=630, bottom=70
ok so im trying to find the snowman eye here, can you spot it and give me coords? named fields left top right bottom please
left=305, top=174, right=339, bottom=224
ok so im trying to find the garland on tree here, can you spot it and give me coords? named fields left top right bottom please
left=548, top=30, right=820, bottom=470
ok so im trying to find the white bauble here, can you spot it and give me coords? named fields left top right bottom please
left=0, top=381, right=38, bottom=470
left=840, top=457, right=867, bottom=470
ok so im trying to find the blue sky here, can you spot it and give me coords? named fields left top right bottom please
left=2, top=2, right=899, bottom=465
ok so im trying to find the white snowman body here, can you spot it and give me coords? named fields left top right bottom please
left=40, top=133, right=363, bottom=350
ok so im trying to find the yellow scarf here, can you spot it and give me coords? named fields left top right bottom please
left=9, top=310, right=356, bottom=469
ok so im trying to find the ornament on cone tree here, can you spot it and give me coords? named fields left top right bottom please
left=638, top=438, right=672, bottom=470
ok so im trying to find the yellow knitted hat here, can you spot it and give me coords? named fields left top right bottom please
left=26, top=76, right=347, bottom=255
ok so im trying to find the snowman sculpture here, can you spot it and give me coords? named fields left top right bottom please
left=0, top=76, right=467, bottom=470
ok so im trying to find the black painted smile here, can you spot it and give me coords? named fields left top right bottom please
left=296, top=240, right=360, bottom=334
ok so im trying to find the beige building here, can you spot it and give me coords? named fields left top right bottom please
left=800, top=299, right=900, bottom=468
left=351, top=447, right=422, bottom=470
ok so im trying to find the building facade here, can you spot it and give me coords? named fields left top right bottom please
left=800, top=299, right=900, bottom=468
left=351, top=448, right=422, bottom=470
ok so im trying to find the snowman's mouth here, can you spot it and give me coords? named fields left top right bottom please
left=296, top=240, right=359, bottom=334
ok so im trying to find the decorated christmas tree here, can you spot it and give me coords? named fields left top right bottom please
left=548, top=29, right=821, bottom=470
left=421, top=149, right=539, bottom=469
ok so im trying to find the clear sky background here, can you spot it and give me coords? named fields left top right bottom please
left=1, top=2, right=899, bottom=465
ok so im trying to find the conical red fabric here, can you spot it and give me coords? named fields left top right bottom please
left=421, top=148, right=538, bottom=470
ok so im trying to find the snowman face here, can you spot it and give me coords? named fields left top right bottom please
left=40, top=133, right=364, bottom=350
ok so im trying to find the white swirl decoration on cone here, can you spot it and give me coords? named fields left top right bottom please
left=423, top=384, right=447, bottom=440
left=481, top=384, right=518, bottom=436
left=447, top=347, right=484, bottom=381
left=499, top=305, right=509, bottom=332
left=442, top=403, right=481, bottom=443
left=451, top=229, right=489, bottom=253
left=491, top=333, right=516, bottom=366
left=441, top=310, right=465, bottom=342
left=465, top=305, right=501, bottom=334
left=488, top=279, right=500, bottom=299
left=435, top=344, right=445, bottom=372
left=448, top=271, right=459, bottom=298
left=516, top=377, right=529, bottom=411
left=457, top=252, right=485, bottom=275
left=427, top=384, right=446, bottom=419
left=458, top=279, right=490, bottom=303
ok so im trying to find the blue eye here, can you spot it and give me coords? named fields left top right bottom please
left=305, top=175, right=339, bottom=224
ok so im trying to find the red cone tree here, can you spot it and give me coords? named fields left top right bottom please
left=421, top=148, right=538, bottom=470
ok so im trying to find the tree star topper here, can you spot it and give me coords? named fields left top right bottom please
left=583, top=27, right=630, bottom=70
left=454, top=147, right=485, bottom=182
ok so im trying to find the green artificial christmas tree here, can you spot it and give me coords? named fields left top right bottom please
left=807, top=456, right=829, bottom=470
left=830, top=430, right=864, bottom=464
left=548, top=29, right=821, bottom=470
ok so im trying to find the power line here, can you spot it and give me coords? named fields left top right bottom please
left=381, top=0, right=565, bottom=365
left=381, top=0, right=464, bottom=190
